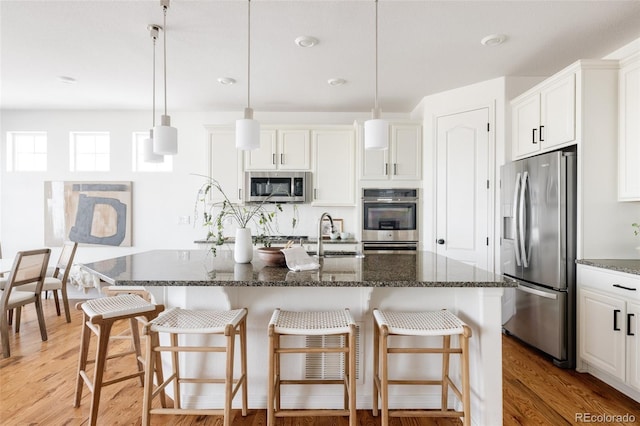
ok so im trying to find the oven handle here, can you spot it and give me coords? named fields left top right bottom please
left=363, top=198, right=419, bottom=203
left=363, top=242, right=418, bottom=251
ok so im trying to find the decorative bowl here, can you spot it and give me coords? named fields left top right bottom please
left=257, top=247, right=286, bottom=266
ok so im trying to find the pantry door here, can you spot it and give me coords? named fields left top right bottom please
left=435, top=108, right=491, bottom=271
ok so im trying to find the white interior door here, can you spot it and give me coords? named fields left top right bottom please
left=436, top=108, right=490, bottom=270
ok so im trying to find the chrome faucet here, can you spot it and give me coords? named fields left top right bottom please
left=317, top=212, right=334, bottom=257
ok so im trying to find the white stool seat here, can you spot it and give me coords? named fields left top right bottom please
left=142, top=307, right=248, bottom=426
left=372, top=308, right=472, bottom=426
left=74, top=291, right=164, bottom=426
left=373, top=309, right=466, bottom=336
left=81, top=294, right=157, bottom=319
left=269, top=309, right=355, bottom=335
left=267, top=308, right=358, bottom=426
left=150, top=307, right=248, bottom=334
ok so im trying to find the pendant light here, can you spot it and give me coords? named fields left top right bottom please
left=236, top=0, right=260, bottom=151
left=143, top=24, right=164, bottom=163
left=153, top=0, right=178, bottom=155
left=364, top=0, right=389, bottom=150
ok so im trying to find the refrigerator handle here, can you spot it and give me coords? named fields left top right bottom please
left=513, top=172, right=522, bottom=267
left=517, top=284, right=557, bottom=300
left=518, top=171, right=529, bottom=268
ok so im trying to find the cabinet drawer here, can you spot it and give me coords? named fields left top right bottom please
left=577, top=264, right=640, bottom=301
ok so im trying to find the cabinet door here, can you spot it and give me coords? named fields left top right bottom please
left=627, top=301, right=640, bottom=391
left=208, top=129, right=243, bottom=203
left=512, top=93, right=541, bottom=158
left=578, top=288, right=626, bottom=381
left=618, top=57, right=640, bottom=201
left=362, top=144, right=389, bottom=180
left=312, top=129, right=355, bottom=206
left=244, top=129, right=277, bottom=170
left=390, top=124, right=421, bottom=180
left=278, top=129, right=310, bottom=170
left=540, top=73, right=576, bottom=150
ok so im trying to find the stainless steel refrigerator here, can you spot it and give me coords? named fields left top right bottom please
left=501, top=149, right=576, bottom=368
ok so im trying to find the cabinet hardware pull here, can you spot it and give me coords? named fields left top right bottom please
left=314, top=188, right=317, bottom=199
left=272, top=153, right=276, bottom=165
left=238, top=188, right=242, bottom=200
left=613, top=284, right=637, bottom=291
left=280, top=153, right=284, bottom=164
left=394, top=163, right=398, bottom=175
left=385, top=163, right=388, bottom=176
left=539, top=125, right=545, bottom=142
left=613, top=309, right=621, bottom=331
left=532, top=128, right=538, bottom=144
left=627, top=313, right=635, bottom=336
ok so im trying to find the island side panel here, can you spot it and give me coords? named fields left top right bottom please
left=150, top=285, right=504, bottom=425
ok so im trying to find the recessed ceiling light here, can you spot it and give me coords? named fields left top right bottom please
left=294, top=36, right=319, bottom=48
left=58, top=76, right=77, bottom=84
left=480, top=34, right=507, bottom=46
left=217, top=77, right=236, bottom=85
left=327, top=78, right=346, bottom=86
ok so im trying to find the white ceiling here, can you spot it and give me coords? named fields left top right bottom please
left=2, top=0, right=640, bottom=113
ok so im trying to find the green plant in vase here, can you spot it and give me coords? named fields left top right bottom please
left=194, top=175, right=296, bottom=258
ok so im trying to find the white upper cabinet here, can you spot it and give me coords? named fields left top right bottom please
left=362, top=123, right=422, bottom=180
left=312, top=128, right=356, bottom=206
left=618, top=53, right=640, bottom=201
left=207, top=127, right=243, bottom=203
left=244, top=127, right=310, bottom=171
left=512, top=72, right=576, bottom=159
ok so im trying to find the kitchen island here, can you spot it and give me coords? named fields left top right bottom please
left=82, top=249, right=515, bottom=425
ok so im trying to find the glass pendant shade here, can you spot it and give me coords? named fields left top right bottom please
left=143, top=130, right=164, bottom=163
left=153, top=114, right=177, bottom=155
left=236, top=107, right=260, bottom=150
left=364, top=116, right=389, bottom=150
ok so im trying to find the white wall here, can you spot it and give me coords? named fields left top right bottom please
left=0, top=109, right=409, bottom=262
left=414, top=76, right=542, bottom=273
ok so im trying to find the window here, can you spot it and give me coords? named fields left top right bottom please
left=6, top=131, right=47, bottom=171
left=132, top=132, right=173, bottom=172
left=70, top=132, right=110, bottom=171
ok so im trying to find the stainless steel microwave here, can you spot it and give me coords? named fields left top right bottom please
left=244, top=171, right=310, bottom=203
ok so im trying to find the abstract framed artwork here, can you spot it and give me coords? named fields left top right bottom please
left=44, top=181, right=132, bottom=246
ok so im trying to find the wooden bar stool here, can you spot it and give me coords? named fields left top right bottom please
left=141, top=307, right=248, bottom=426
left=74, top=293, right=165, bottom=426
left=267, top=308, right=357, bottom=426
left=372, top=309, right=472, bottom=426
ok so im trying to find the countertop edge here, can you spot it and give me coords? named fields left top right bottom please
left=108, top=280, right=515, bottom=288
left=576, top=259, right=640, bottom=276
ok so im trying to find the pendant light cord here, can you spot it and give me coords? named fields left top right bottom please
left=152, top=32, right=157, bottom=127
left=247, top=0, right=252, bottom=110
left=162, top=4, right=168, bottom=116
left=374, top=0, right=379, bottom=112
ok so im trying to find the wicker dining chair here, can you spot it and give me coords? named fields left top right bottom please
left=0, top=248, right=51, bottom=358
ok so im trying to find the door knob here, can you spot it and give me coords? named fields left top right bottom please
left=437, top=239, right=445, bottom=245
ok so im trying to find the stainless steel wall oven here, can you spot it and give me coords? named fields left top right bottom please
left=362, top=188, right=419, bottom=252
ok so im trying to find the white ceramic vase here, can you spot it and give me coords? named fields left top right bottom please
left=234, top=227, right=253, bottom=263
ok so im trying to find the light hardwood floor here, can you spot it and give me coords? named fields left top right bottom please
left=1, top=298, right=638, bottom=425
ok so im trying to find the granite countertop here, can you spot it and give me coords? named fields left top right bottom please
left=81, top=249, right=514, bottom=288
left=576, top=259, right=640, bottom=276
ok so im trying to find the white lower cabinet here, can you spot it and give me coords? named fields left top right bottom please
left=628, top=300, right=640, bottom=391
left=579, top=287, right=626, bottom=380
left=577, top=264, right=640, bottom=400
